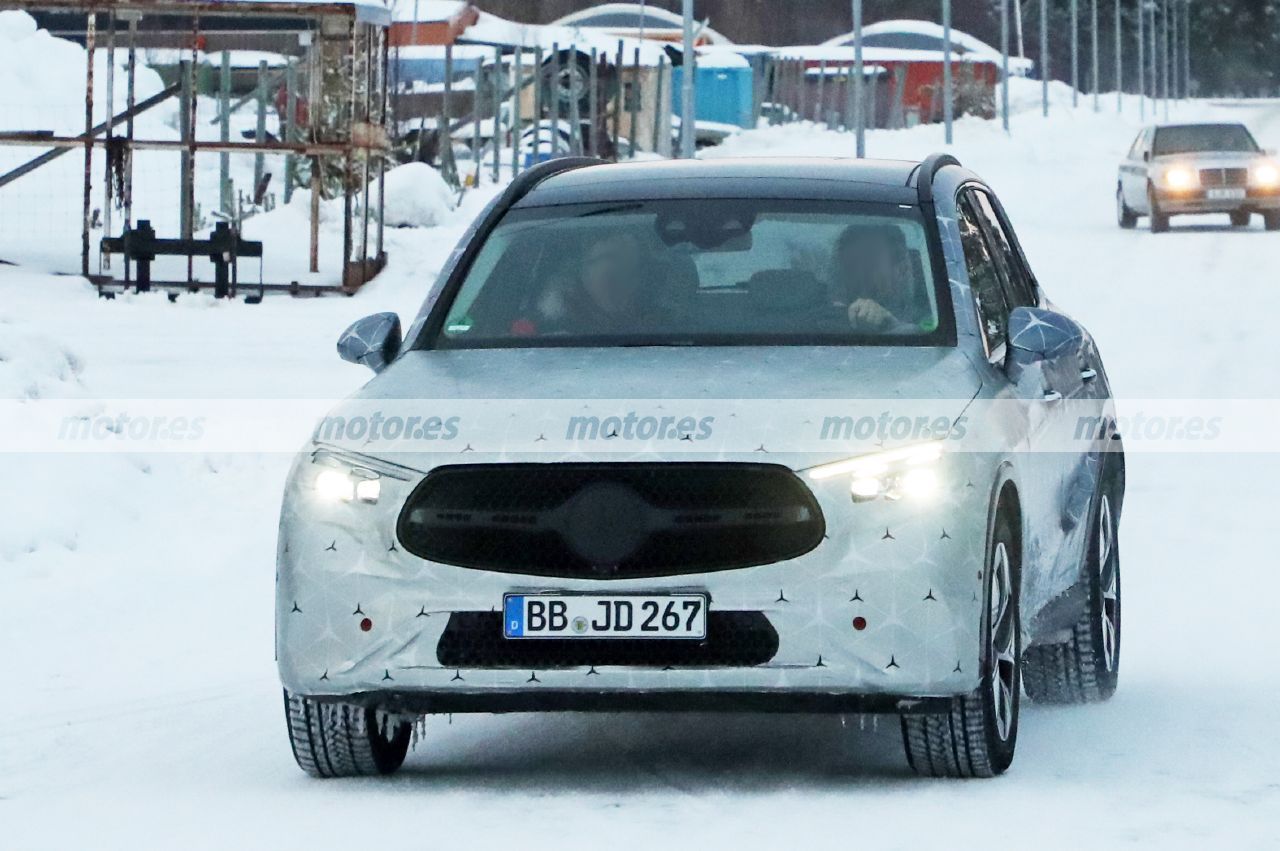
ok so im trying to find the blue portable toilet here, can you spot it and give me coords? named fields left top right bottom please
left=671, top=51, right=754, bottom=130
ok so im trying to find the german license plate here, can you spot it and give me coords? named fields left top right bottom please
left=1207, top=187, right=1246, bottom=200
left=503, top=594, right=707, bottom=639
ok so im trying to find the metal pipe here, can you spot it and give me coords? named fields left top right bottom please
left=512, top=47, right=523, bottom=175
left=612, top=41, right=623, bottom=160
left=680, top=0, right=695, bottom=158
left=125, top=12, right=136, bottom=283
left=255, top=58, right=269, bottom=194
left=101, top=11, right=115, bottom=272
left=651, top=55, right=665, bottom=151
left=568, top=47, right=582, bottom=157
left=220, top=50, right=232, bottom=215
left=377, top=25, right=387, bottom=260
left=548, top=44, right=559, bottom=157
left=627, top=46, right=639, bottom=158
left=532, top=45, right=543, bottom=164
left=492, top=45, right=502, bottom=182
left=81, top=11, right=95, bottom=278
left=589, top=47, right=599, bottom=157
left=853, top=0, right=864, bottom=155
left=1001, top=0, right=1010, bottom=132
left=308, top=28, right=320, bottom=274
left=942, top=0, right=952, bottom=142
left=284, top=59, right=297, bottom=203
left=815, top=59, right=825, bottom=124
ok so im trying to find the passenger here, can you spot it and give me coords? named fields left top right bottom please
left=831, top=224, right=919, bottom=334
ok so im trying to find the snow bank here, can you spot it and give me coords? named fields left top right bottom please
left=378, top=162, right=458, bottom=228
left=0, top=10, right=168, bottom=136
left=0, top=313, right=85, bottom=400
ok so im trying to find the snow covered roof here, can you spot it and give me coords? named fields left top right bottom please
left=772, top=43, right=999, bottom=66
left=822, top=19, right=1033, bottom=73
left=550, top=3, right=732, bottom=46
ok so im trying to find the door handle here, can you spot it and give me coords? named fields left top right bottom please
left=1043, top=390, right=1063, bottom=402
left=1080, top=368, right=1098, bottom=381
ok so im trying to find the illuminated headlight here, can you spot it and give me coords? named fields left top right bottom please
left=806, top=442, right=944, bottom=502
left=313, top=466, right=380, bottom=504
left=1162, top=166, right=1197, bottom=191
left=1253, top=162, right=1280, bottom=188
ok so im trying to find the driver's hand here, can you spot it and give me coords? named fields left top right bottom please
left=848, top=299, right=895, bottom=330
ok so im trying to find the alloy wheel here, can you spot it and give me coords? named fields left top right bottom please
left=988, top=541, right=1017, bottom=741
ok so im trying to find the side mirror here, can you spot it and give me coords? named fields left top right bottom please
left=337, top=312, right=402, bottom=373
left=1142, top=150, right=1151, bottom=162
left=1007, top=306, right=1082, bottom=370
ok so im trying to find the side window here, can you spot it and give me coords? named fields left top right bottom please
left=1127, top=131, right=1145, bottom=160
left=956, top=193, right=1010, bottom=354
left=970, top=190, right=1036, bottom=307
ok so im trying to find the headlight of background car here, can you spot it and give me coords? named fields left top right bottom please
left=805, top=441, right=944, bottom=503
left=313, top=461, right=381, bottom=504
left=1252, top=162, right=1280, bottom=188
left=1160, top=165, right=1198, bottom=191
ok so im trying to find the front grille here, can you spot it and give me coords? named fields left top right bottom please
left=436, top=610, right=780, bottom=668
left=396, top=463, right=825, bottom=579
left=1199, top=167, right=1248, bottom=188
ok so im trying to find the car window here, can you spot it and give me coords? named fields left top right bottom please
left=956, top=193, right=1010, bottom=354
left=1128, top=131, right=1146, bottom=160
left=1152, top=124, right=1259, bottom=156
left=427, top=199, right=952, bottom=349
left=968, top=190, right=1036, bottom=308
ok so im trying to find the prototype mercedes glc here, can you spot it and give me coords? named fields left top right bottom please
left=277, top=156, right=1125, bottom=778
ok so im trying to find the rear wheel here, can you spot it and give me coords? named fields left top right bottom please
left=1148, top=188, right=1169, bottom=233
left=1116, top=186, right=1137, bottom=229
left=1230, top=210, right=1251, bottom=227
left=1022, top=485, right=1122, bottom=704
left=283, top=690, right=413, bottom=777
left=1264, top=211, right=1280, bottom=231
left=901, top=510, right=1020, bottom=778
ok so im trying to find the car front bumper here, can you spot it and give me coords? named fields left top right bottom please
left=1154, top=186, right=1280, bottom=214
left=275, top=454, right=992, bottom=707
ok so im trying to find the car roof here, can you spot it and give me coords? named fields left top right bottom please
left=515, top=157, right=925, bottom=207
left=1149, top=121, right=1248, bottom=130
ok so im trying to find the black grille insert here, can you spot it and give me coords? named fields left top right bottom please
left=436, top=610, right=779, bottom=668
left=397, top=463, right=825, bottom=579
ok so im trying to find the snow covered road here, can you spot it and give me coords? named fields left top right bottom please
left=4, top=95, right=1280, bottom=849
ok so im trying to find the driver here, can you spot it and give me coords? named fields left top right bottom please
left=831, top=224, right=919, bottom=334
left=546, top=230, right=647, bottom=334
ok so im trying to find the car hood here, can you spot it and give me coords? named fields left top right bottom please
left=323, top=346, right=981, bottom=471
left=1152, top=150, right=1266, bottom=167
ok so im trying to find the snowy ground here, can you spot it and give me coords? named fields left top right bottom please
left=5, top=71, right=1280, bottom=847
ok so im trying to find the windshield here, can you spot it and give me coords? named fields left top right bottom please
left=1153, top=124, right=1259, bottom=156
left=428, top=199, right=949, bottom=349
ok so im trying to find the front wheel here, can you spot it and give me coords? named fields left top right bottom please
left=1022, top=484, right=1122, bottom=704
left=1230, top=210, right=1251, bottom=227
left=283, top=690, right=413, bottom=777
left=1264, top=211, right=1280, bottom=231
left=901, top=510, right=1020, bottom=778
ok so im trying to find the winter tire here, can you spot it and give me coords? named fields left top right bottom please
left=283, top=689, right=413, bottom=778
left=1264, top=211, right=1280, bottom=231
left=1116, top=187, right=1137, bottom=229
left=1230, top=210, right=1251, bottom=227
left=1022, top=483, right=1122, bottom=704
left=901, top=509, right=1021, bottom=778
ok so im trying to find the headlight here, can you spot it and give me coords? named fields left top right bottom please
left=312, top=464, right=380, bottom=504
left=805, top=441, right=944, bottom=502
left=1162, top=166, right=1197, bottom=190
left=1254, top=162, right=1280, bottom=188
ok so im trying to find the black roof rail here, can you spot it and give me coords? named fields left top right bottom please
left=500, top=156, right=606, bottom=207
left=915, top=153, right=962, bottom=205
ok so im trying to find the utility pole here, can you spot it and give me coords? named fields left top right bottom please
left=943, top=0, right=953, bottom=143
left=680, top=0, right=695, bottom=158
left=1015, top=0, right=1025, bottom=58
left=1040, top=0, right=1049, bottom=116
left=1092, top=0, right=1100, bottom=110
left=1071, top=0, right=1079, bottom=107
left=1002, top=0, right=1011, bottom=132
left=1183, top=0, right=1191, bottom=99
left=1170, top=0, right=1178, bottom=100
left=1137, top=0, right=1145, bottom=120
left=1115, top=0, right=1122, bottom=112
left=1162, top=0, right=1170, bottom=119
left=853, top=0, right=865, bottom=157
